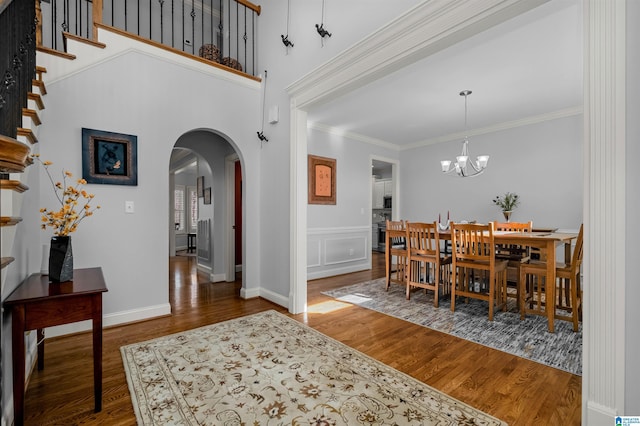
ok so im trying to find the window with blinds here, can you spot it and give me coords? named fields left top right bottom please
left=174, top=185, right=185, bottom=232
left=189, top=186, right=198, bottom=233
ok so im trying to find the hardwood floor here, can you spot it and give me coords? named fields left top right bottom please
left=21, top=253, right=581, bottom=425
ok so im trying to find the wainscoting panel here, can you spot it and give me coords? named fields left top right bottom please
left=307, top=226, right=371, bottom=280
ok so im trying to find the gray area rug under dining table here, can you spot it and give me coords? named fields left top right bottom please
left=322, top=278, right=581, bottom=375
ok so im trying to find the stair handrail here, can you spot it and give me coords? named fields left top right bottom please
left=36, top=0, right=260, bottom=77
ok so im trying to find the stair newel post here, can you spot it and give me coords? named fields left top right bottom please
left=93, top=0, right=103, bottom=41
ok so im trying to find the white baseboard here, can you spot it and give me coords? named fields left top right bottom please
left=238, top=286, right=287, bottom=309
left=197, top=264, right=212, bottom=275
left=44, top=303, right=172, bottom=338
left=211, top=273, right=226, bottom=282
left=307, top=263, right=370, bottom=280
left=240, top=286, right=260, bottom=299
left=586, top=401, right=617, bottom=425
left=256, top=287, right=289, bottom=308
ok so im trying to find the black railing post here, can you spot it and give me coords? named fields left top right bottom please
left=0, top=0, right=36, bottom=138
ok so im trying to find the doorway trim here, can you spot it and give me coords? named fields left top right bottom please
left=371, top=155, right=400, bottom=222
left=225, top=153, right=239, bottom=281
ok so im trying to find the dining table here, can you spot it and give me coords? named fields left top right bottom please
left=438, top=228, right=579, bottom=332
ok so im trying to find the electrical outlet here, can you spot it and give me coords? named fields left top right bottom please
left=349, top=248, right=354, bottom=256
left=125, top=201, right=135, bottom=214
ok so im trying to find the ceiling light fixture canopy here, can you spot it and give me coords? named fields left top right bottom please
left=440, top=90, right=489, bottom=177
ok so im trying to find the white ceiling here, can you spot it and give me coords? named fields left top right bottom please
left=306, top=0, right=583, bottom=150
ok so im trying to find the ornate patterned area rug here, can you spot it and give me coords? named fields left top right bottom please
left=121, top=310, right=507, bottom=425
left=322, top=278, right=582, bottom=376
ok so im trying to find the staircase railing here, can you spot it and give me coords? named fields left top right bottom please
left=37, top=0, right=260, bottom=77
left=0, top=0, right=37, bottom=139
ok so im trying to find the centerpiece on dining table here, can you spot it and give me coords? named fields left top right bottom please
left=33, top=155, right=100, bottom=282
left=492, top=192, right=519, bottom=222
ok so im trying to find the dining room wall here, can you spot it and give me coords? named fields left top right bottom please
left=306, top=126, right=399, bottom=279
left=399, top=113, right=583, bottom=231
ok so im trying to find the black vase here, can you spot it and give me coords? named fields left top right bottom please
left=49, top=236, right=73, bottom=282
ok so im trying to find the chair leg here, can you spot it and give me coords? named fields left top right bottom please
left=488, top=273, right=494, bottom=321
left=519, top=268, right=525, bottom=320
left=433, top=264, right=440, bottom=308
left=450, top=267, right=457, bottom=313
left=570, top=275, right=579, bottom=332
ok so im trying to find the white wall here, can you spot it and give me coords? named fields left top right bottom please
left=400, top=115, right=583, bottom=230
left=256, top=0, right=424, bottom=298
left=306, top=126, right=399, bottom=278
left=30, top=27, right=261, bottom=325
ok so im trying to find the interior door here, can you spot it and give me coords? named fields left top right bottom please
left=234, top=160, right=242, bottom=267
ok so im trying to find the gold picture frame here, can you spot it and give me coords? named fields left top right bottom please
left=308, top=155, right=336, bottom=205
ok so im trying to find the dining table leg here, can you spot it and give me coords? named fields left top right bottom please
left=546, top=240, right=556, bottom=333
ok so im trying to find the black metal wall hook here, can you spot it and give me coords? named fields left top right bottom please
left=257, top=131, right=269, bottom=142
left=281, top=34, right=294, bottom=48
left=315, top=23, right=331, bottom=38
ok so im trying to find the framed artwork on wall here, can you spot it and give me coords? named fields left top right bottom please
left=197, top=176, right=204, bottom=197
left=81, top=128, right=138, bottom=185
left=308, top=154, right=336, bottom=205
left=204, top=187, right=211, bottom=204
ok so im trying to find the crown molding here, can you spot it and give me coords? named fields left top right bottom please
left=287, top=0, right=547, bottom=111
left=401, top=105, right=583, bottom=150
left=308, top=106, right=582, bottom=151
left=307, top=122, right=399, bottom=151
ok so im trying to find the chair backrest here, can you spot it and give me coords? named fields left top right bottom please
left=386, top=220, right=406, bottom=247
left=493, top=221, right=533, bottom=233
left=406, top=221, right=439, bottom=258
left=493, top=221, right=533, bottom=256
left=450, top=222, right=495, bottom=263
left=569, top=223, right=584, bottom=273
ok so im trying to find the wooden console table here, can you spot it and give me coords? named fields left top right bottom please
left=3, top=267, right=108, bottom=426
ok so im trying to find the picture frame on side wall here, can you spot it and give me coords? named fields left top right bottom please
left=308, top=155, right=336, bottom=205
left=82, top=128, right=138, bottom=185
left=204, top=187, right=211, bottom=205
left=197, top=176, right=204, bottom=197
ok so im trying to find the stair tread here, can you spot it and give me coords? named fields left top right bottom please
left=22, top=108, right=42, bottom=126
left=1, top=257, right=16, bottom=269
left=0, top=134, right=31, bottom=172
left=0, top=216, right=23, bottom=226
left=28, top=92, right=45, bottom=110
left=16, top=128, right=38, bottom=145
left=0, top=179, right=29, bottom=192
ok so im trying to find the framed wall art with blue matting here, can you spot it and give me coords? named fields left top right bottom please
left=82, top=128, right=138, bottom=185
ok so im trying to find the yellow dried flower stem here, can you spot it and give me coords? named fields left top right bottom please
left=31, top=155, right=99, bottom=236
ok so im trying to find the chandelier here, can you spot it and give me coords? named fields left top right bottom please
left=440, top=90, right=489, bottom=177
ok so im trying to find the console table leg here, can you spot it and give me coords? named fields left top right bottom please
left=92, top=294, right=103, bottom=412
left=37, top=328, right=45, bottom=370
left=11, top=305, right=26, bottom=426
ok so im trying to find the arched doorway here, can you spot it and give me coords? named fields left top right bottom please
left=170, top=129, right=245, bottom=287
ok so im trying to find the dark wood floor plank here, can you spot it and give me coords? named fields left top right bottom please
left=21, top=253, right=581, bottom=425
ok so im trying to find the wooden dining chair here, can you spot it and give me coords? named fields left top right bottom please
left=405, top=221, right=451, bottom=307
left=519, top=224, right=583, bottom=332
left=450, top=222, right=508, bottom=321
left=492, top=221, right=533, bottom=309
left=385, top=220, right=407, bottom=290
